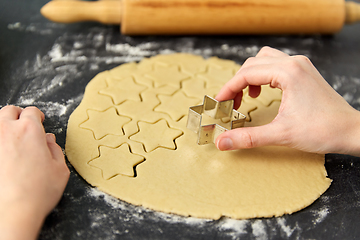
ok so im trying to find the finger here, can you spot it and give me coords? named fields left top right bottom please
left=46, top=133, right=65, bottom=162
left=248, top=85, right=261, bottom=98
left=46, top=133, right=70, bottom=183
left=0, top=105, right=22, bottom=120
left=19, top=106, right=45, bottom=123
left=235, top=46, right=289, bottom=75
left=236, top=56, right=287, bottom=75
left=256, top=46, right=289, bottom=58
left=216, top=122, right=287, bottom=150
left=221, top=53, right=288, bottom=104
left=232, top=91, right=243, bottom=110
left=216, top=63, right=284, bottom=102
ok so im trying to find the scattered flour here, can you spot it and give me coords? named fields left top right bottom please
left=311, top=196, right=331, bottom=226
left=87, top=186, right=329, bottom=240
left=105, top=42, right=159, bottom=57
left=251, top=220, right=268, bottom=240
left=88, top=186, right=258, bottom=239
left=218, top=218, right=249, bottom=239
left=7, top=22, right=63, bottom=35
left=276, top=217, right=299, bottom=237
left=88, top=187, right=211, bottom=226
left=312, top=206, right=330, bottom=225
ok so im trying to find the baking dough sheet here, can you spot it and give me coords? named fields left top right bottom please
left=65, top=54, right=331, bottom=219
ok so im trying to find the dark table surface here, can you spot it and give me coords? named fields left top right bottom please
left=2, top=1, right=360, bottom=239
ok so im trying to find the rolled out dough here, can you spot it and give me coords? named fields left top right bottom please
left=65, top=54, right=331, bottom=219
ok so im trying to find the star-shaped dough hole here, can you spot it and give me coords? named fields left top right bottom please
left=89, top=144, right=145, bottom=179
left=130, top=119, right=183, bottom=152
left=99, top=76, right=147, bottom=105
left=198, top=66, right=234, bottom=87
left=80, top=107, right=131, bottom=139
left=145, top=64, right=190, bottom=88
left=154, top=91, right=200, bottom=121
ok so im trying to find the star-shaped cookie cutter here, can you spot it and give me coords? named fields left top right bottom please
left=186, top=95, right=246, bottom=145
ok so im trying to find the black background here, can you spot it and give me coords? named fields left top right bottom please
left=1, top=0, right=360, bottom=239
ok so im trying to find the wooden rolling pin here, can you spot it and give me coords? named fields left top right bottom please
left=40, top=0, right=360, bottom=35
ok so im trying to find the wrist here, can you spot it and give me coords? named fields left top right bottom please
left=334, top=108, right=360, bottom=156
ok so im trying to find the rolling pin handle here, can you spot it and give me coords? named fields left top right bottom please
left=40, top=0, right=122, bottom=24
left=345, top=1, right=360, bottom=24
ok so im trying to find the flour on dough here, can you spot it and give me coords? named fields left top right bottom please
left=65, top=54, right=331, bottom=219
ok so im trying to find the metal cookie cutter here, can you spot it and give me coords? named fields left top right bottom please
left=186, top=95, right=246, bottom=145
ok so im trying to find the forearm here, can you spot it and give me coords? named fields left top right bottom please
left=0, top=203, right=44, bottom=240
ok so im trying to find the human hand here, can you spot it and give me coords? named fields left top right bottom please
left=0, top=106, right=70, bottom=240
left=215, top=47, right=360, bottom=156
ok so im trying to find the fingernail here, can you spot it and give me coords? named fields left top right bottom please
left=46, top=133, right=56, bottom=143
left=217, top=138, right=233, bottom=151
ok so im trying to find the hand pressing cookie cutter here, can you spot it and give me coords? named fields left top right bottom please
left=186, top=95, right=246, bottom=145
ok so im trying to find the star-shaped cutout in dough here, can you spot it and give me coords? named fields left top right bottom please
left=130, top=119, right=183, bottom=152
left=207, top=56, right=239, bottom=69
left=80, top=107, right=131, bottom=139
left=151, top=53, right=207, bottom=76
left=145, top=64, right=190, bottom=88
left=248, top=100, right=281, bottom=127
left=89, top=144, right=145, bottom=179
left=154, top=91, right=200, bottom=121
left=198, top=66, right=234, bottom=88
left=252, top=85, right=282, bottom=106
left=182, top=78, right=220, bottom=99
left=237, top=98, right=258, bottom=122
left=100, top=76, right=147, bottom=105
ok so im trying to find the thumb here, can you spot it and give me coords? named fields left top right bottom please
left=46, top=133, right=65, bottom=162
left=215, top=123, right=285, bottom=150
